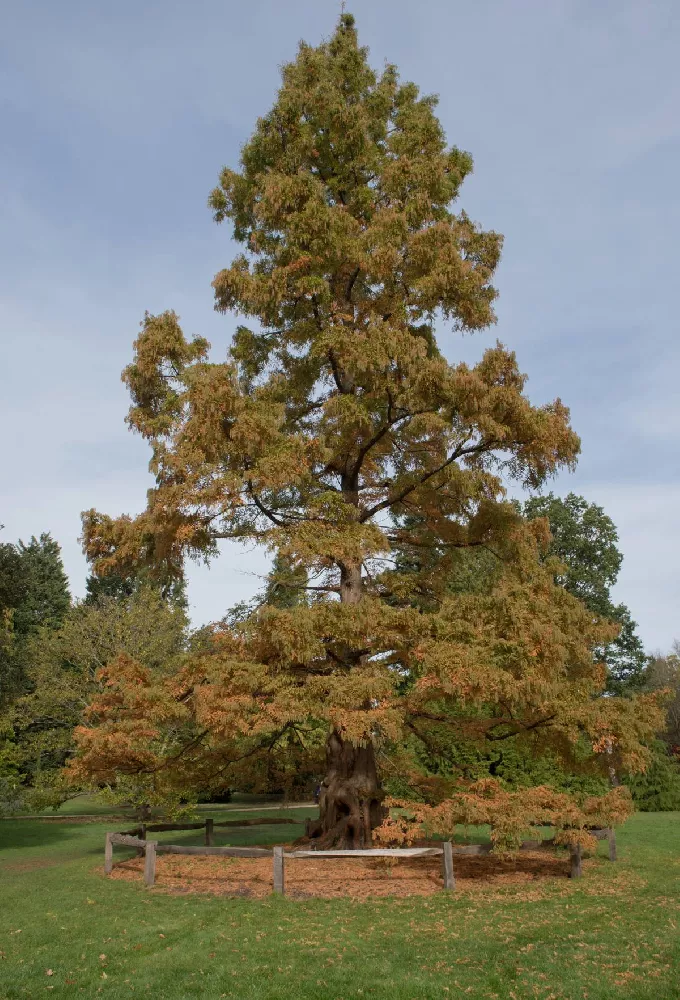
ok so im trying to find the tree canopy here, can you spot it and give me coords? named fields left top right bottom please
left=74, top=14, right=663, bottom=848
left=0, top=532, right=70, bottom=709
left=4, top=587, right=188, bottom=812
left=12, top=535, right=71, bottom=635
left=522, top=493, right=648, bottom=694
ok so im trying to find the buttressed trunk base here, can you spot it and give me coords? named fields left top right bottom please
left=306, top=730, right=386, bottom=849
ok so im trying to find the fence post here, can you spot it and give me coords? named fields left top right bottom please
left=442, top=841, right=455, bottom=891
left=104, top=832, right=113, bottom=874
left=144, top=840, right=157, bottom=887
left=137, top=824, right=147, bottom=857
left=273, top=846, right=285, bottom=895
left=570, top=843, right=582, bottom=879
left=205, top=819, right=214, bottom=846
left=607, top=828, right=617, bottom=862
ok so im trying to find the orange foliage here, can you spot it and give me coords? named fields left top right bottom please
left=374, top=781, right=634, bottom=852
left=71, top=15, right=665, bottom=833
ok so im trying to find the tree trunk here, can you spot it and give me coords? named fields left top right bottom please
left=339, top=559, right=362, bottom=605
left=306, top=729, right=387, bottom=849
left=606, top=739, right=620, bottom=787
left=305, top=556, right=386, bottom=848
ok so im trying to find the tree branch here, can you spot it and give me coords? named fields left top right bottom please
left=246, top=482, right=286, bottom=527
left=361, top=440, right=499, bottom=522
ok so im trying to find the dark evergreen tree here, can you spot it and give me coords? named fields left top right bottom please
left=13, top=534, right=70, bottom=635
left=84, top=571, right=136, bottom=604
left=85, top=568, right=187, bottom=609
left=624, top=740, right=680, bottom=811
left=0, top=538, right=29, bottom=708
left=1, top=532, right=69, bottom=708
left=0, top=539, right=28, bottom=615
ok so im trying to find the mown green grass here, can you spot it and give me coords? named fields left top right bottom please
left=31, top=792, right=307, bottom=818
left=1, top=811, right=678, bottom=1000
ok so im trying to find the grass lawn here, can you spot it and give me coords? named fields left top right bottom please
left=0, top=811, right=678, bottom=1000
left=22, top=792, right=307, bottom=818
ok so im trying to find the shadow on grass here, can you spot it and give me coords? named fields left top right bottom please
left=0, top=816, right=313, bottom=864
left=0, top=818, right=107, bottom=856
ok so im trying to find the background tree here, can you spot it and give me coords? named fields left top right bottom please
left=1, top=530, right=71, bottom=809
left=12, top=535, right=71, bottom=636
left=1, top=531, right=71, bottom=703
left=85, top=566, right=187, bottom=609
left=75, top=14, right=662, bottom=848
left=262, top=553, right=309, bottom=610
left=642, top=641, right=680, bottom=751
left=0, top=535, right=29, bottom=709
left=620, top=642, right=680, bottom=810
left=522, top=494, right=648, bottom=695
left=5, top=587, right=188, bottom=811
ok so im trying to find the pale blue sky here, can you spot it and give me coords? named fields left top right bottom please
left=1, top=0, right=678, bottom=650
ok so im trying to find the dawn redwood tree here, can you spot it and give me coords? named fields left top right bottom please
left=77, top=15, right=662, bottom=848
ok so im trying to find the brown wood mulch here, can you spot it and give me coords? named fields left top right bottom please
left=107, top=850, right=576, bottom=899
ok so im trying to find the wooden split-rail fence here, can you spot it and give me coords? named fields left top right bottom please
left=103, top=818, right=617, bottom=895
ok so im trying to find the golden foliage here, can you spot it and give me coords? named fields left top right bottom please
left=374, top=781, right=634, bottom=851
left=71, top=15, right=663, bottom=830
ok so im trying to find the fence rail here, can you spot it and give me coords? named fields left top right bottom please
left=155, top=845, right=273, bottom=858
left=287, top=847, right=444, bottom=858
left=110, top=833, right=146, bottom=848
left=103, top=822, right=616, bottom=895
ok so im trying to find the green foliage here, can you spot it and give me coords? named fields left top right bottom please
left=0, top=532, right=71, bottom=708
left=0, top=539, right=31, bottom=707
left=621, top=647, right=680, bottom=811
left=12, top=534, right=71, bottom=636
left=391, top=512, right=500, bottom=612
left=624, top=742, right=680, bottom=811
left=522, top=493, right=621, bottom=610
left=85, top=568, right=187, bottom=609
left=0, top=538, right=29, bottom=614
left=522, top=493, right=648, bottom=694
left=3, top=587, right=189, bottom=809
left=84, top=571, right=137, bottom=603
left=643, top=645, right=680, bottom=748
left=385, top=728, right=609, bottom=803
left=0, top=613, right=23, bottom=711
left=1, top=531, right=72, bottom=802
left=262, top=553, right=309, bottom=609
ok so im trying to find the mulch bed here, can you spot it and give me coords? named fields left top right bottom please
left=107, top=850, right=578, bottom=899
